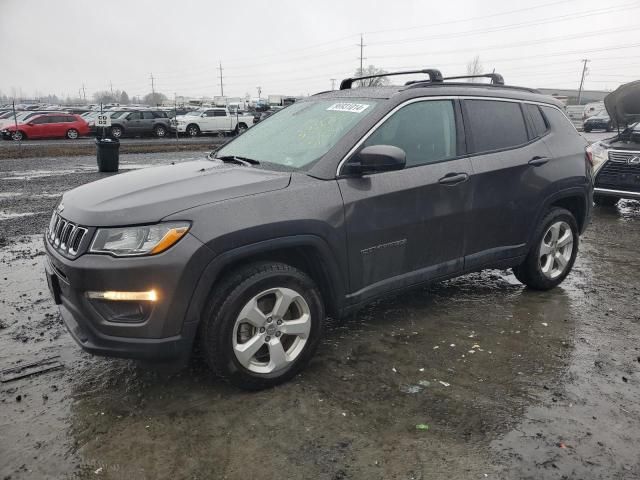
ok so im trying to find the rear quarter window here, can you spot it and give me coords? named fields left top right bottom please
left=524, top=104, right=549, bottom=138
left=464, top=99, right=528, bottom=153
left=540, top=106, right=579, bottom=137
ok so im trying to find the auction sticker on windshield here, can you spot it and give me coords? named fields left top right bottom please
left=327, top=103, right=370, bottom=113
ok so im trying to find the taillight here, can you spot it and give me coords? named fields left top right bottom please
left=585, top=147, right=593, bottom=167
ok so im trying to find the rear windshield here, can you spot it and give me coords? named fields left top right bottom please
left=215, top=99, right=378, bottom=169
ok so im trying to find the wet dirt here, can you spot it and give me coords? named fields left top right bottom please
left=1, top=153, right=639, bottom=479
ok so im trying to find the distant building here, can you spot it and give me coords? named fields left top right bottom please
left=537, top=88, right=610, bottom=105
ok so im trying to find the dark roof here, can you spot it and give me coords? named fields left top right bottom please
left=312, top=83, right=563, bottom=107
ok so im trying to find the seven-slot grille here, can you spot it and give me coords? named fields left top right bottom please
left=47, top=211, right=88, bottom=257
left=594, top=150, right=640, bottom=193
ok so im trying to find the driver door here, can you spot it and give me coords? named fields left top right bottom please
left=125, top=111, right=143, bottom=134
left=337, top=99, right=473, bottom=301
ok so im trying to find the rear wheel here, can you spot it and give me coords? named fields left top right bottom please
left=236, top=123, right=248, bottom=135
left=594, top=195, right=619, bottom=207
left=154, top=125, right=167, bottom=137
left=186, top=124, right=200, bottom=137
left=513, top=207, right=579, bottom=290
left=66, top=128, right=79, bottom=139
left=584, top=126, right=592, bottom=132
left=110, top=126, right=123, bottom=138
left=198, top=262, right=324, bottom=390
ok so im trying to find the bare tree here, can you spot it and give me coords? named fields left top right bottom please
left=466, top=56, right=484, bottom=81
left=354, top=65, right=390, bottom=87
left=143, top=92, right=167, bottom=106
left=120, top=90, right=130, bottom=104
left=93, top=90, right=117, bottom=104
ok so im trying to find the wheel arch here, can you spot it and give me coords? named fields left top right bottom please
left=532, top=188, right=591, bottom=241
left=184, top=235, right=346, bottom=330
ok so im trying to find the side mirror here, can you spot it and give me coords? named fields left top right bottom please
left=346, top=145, right=406, bottom=175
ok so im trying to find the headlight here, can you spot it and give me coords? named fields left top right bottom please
left=89, top=222, right=190, bottom=257
left=586, top=142, right=608, bottom=172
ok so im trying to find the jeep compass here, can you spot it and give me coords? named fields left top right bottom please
left=44, top=69, right=593, bottom=389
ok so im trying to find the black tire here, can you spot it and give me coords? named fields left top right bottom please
left=186, top=124, right=200, bottom=137
left=584, top=126, right=592, bottom=132
left=111, top=126, right=123, bottom=138
left=513, top=207, right=579, bottom=291
left=606, top=123, right=613, bottom=132
left=154, top=125, right=167, bottom=137
left=235, top=123, right=248, bottom=135
left=198, top=261, right=324, bottom=390
left=11, top=130, right=25, bottom=141
left=594, top=195, right=619, bottom=207
left=66, top=128, right=79, bottom=140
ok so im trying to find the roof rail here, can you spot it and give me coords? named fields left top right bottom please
left=442, top=73, right=505, bottom=85
left=340, top=68, right=443, bottom=90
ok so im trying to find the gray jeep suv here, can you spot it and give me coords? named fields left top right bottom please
left=44, top=69, right=593, bottom=389
left=109, top=109, right=172, bottom=138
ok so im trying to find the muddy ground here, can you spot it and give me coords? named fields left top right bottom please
left=0, top=148, right=639, bottom=480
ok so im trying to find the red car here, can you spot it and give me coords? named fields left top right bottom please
left=1, top=113, right=90, bottom=140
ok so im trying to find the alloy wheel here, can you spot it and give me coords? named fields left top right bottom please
left=232, top=287, right=311, bottom=374
left=539, top=221, right=574, bottom=279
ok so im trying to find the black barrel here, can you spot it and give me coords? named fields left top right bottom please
left=95, top=138, right=120, bottom=172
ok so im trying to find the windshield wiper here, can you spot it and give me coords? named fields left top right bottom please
left=215, top=155, right=260, bottom=166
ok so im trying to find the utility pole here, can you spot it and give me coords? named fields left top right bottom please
left=358, top=34, right=366, bottom=76
left=577, top=59, right=590, bottom=105
left=109, top=81, right=114, bottom=97
left=257, top=86, right=262, bottom=100
left=150, top=73, right=156, bottom=103
left=218, top=61, right=224, bottom=97
left=330, top=78, right=337, bottom=90
left=81, top=83, right=86, bottom=102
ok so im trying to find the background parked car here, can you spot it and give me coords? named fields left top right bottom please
left=1, top=113, right=89, bottom=140
left=109, top=110, right=172, bottom=138
left=583, top=111, right=613, bottom=132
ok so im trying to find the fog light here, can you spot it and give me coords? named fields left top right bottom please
left=86, top=290, right=158, bottom=301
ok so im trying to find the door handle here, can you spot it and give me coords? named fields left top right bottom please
left=528, top=156, right=549, bottom=167
left=438, top=172, right=469, bottom=186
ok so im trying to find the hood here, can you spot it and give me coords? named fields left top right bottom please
left=604, top=80, right=640, bottom=127
left=62, top=160, right=291, bottom=227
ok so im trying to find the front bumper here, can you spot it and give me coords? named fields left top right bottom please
left=44, top=232, right=215, bottom=361
left=594, top=187, right=640, bottom=199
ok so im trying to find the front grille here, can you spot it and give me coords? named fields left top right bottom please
left=608, top=150, right=640, bottom=163
left=47, top=211, right=88, bottom=257
left=595, top=151, right=640, bottom=193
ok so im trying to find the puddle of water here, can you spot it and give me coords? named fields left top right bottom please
left=0, top=211, right=44, bottom=221
left=1, top=168, right=95, bottom=180
left=0, top=192, right=22, bottom=199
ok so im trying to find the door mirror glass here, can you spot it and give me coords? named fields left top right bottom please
left=346, top=145, right=406, bottom=175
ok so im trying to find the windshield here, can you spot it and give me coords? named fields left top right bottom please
left=109, top=111, right=127, bottom=119
left=215, top=99, right=378, bottom=169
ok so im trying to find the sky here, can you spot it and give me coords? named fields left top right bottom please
left=1, top=0, right=639, bottom=101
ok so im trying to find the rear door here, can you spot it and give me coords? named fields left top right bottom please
left=141, top=111, right=155, bottom=134
left=462, top=98, right=554, bottom=269
left=214, top=109, right=232, bottom=131
left=338, top=98, right=472, bottom=301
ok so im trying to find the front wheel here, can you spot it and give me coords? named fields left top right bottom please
left=235, top=123, right=248, bottom=135
left=513, top=207, right=579, bottom=290
left=186, top=124, right=200, bottom=137
left=198, top=262, right=324, bottom=390
left=594, top=195, right=619, bottom=207
left=11, top=131, right=25, bottom=141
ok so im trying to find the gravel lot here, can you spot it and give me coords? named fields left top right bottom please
left=1, top=139, right=639, bottom=479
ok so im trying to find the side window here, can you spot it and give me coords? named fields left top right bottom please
left=524, top=104, right=548, bottom=138
left=362, top=100, right=457, bottom=167
left=214, top=110, right=227, bottom=117
left=31, top=116, right=49, bottom=124
left=205, top=110, right=216, bottom=117
left=464, top=100, right=528, bottom=153
left=152, top=111, right=167, bottom=118
left=64, top=116, right=76, bottom=123
left=540, top=106, right=578, bottom=136
left=127, top=112, right=142, bottom=120
left=142, top=111, right=154, bottom=120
